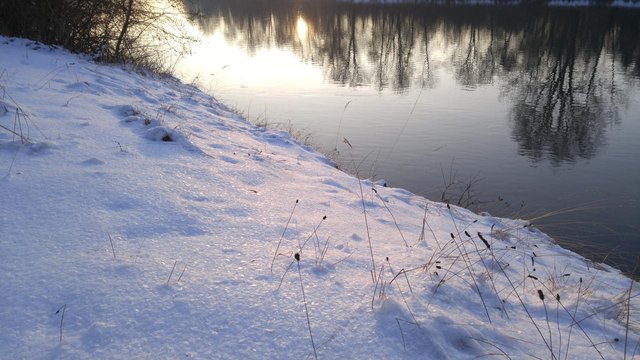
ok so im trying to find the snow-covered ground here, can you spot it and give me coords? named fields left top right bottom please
left=0, top=36, right=638, bottom=359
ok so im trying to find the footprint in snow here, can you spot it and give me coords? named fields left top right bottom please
left=80, top=158, right=104, bottom=166
left=219, top=155, right=240, bottom=164
left=180, top=193, right=209, bottom=202
left=207, top=143, right=228, bottom=150
left=321, top=178, right=354, bottom=193
left=131, top=88, right=159, bottom=104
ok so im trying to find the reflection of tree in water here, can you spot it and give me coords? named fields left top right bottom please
left=314, top=10, right=365, bottom=87
left=187, top=0, right=435, bottom=92
left=501, top=9, right=634, bottom=163
left=186, top=1, right=640, bottom=162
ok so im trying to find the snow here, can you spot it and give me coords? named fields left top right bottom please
left=0, top=36, right=638, bottom=359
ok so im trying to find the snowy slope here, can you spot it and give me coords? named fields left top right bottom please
left=0, top=37, right=638, bottom=359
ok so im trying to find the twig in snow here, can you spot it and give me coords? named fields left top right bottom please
left=107, top=233, right=116, bottom=260
left=167, top=260, right=177, bottom=285
left=177, top=265, right=187, bottom=283
left=55, top=304, right=66, bottom=345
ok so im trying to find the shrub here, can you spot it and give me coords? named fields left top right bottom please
left=0, top=0, right=195, bottom=70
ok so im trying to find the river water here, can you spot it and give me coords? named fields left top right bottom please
left=176, top=1, right=640, bottom=274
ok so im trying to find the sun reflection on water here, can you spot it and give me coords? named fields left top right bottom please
left=296, top=16, right=308, bottom=40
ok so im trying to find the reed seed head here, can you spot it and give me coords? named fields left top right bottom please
left=537, top=289, right=545, bottom=301
left=477, top=232, right=490, bottom=249
left=294, top=253, right=300, bottom=262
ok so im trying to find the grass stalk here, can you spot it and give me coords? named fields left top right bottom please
left=372, top=187, right=408, bottom=247
left=624, top=279, right=633, bottom=360
left=295, top=253, right=318, bottom=360
left=358, top=177, right=376, bottom=283
left=270, top=199, right=298, bottom=273
left=538, top=289, right=555, bottom=359
left=334, top=100, right=352, bottom=151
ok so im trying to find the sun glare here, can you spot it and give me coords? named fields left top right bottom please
left=296, top=16, right=308, bottom=40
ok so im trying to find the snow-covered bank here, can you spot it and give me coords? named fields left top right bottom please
left=1, top=36, right=638, bottom=359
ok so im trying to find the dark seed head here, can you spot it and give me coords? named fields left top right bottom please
left=294, top=253, right=300, bottom=262
left=322, top=215, right=327, bottom=220
left=446, top=203, right=450, bottom=209
left=386, top=257, right=389, bottom=261
left=477, top=232, right=490, bottom=248
left=450, top=233, right=455, bottom=239
left=465, top=231, right=471, bottom=237
left=556, top=294, right=560, bottom=301
left=537, top=289, right=545, bottom=301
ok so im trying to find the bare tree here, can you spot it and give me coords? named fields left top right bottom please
left=0, top=0, right=196, bottom=71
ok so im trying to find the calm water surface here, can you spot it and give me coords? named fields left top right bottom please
left=176, top=1, right=640, bottom=273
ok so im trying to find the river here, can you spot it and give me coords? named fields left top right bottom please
left=175, top=1, right=640, bottom=274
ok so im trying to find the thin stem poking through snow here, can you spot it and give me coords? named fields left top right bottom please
left=295, top=253, right=318, bottom=360
left=270, top=199, right=298, bottom=273
left=55, top=304, right=66, bottom=345
left=358, top=178, right=376, bottom=283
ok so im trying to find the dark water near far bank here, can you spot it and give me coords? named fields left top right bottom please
left=177, top=1, right=640, bottom=274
